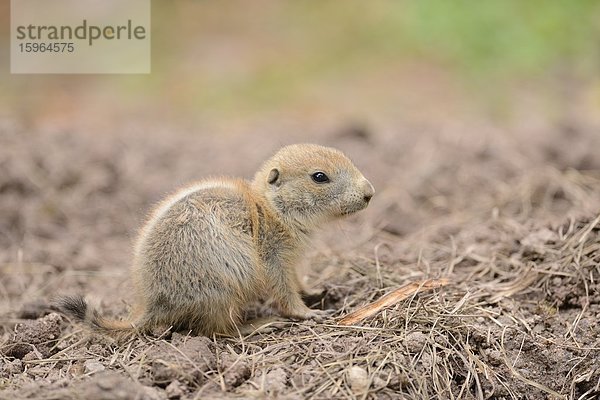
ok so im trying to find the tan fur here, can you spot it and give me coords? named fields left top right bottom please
left=58, top=144, right=374, bottom=337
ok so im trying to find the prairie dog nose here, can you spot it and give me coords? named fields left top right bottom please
left=362, top=179, right=375, bottom=203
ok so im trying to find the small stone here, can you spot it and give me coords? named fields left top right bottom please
left=372, top=376, right=387, bottom=389
left=22, top=349, right=43, bottom=362
left=165, top=380, right=185, bottom=399
left=404, top=331, right=428, bottom=353
left=532, top=323, right=545, bottom=334
left=84, top=359, right=106, bottom=374
left=346, top=366, right=369, bottom=394
left=265, top=367, right=287, bottom=394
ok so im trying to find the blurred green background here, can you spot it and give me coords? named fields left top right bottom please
left=2, top=0, right=600, bottom=131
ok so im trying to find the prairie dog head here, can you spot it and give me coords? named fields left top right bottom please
left=252, top=144, right=374, bottom=227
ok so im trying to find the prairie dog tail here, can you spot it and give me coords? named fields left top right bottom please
left=55, top=295, right=140, bottom=339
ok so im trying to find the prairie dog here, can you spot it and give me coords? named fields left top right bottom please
left=58, top=144, right=374, bottom=337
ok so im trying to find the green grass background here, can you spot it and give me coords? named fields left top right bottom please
left=2, top=0, right=599, bottom=123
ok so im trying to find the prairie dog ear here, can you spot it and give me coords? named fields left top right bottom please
left=267, top=168, right=280, bottom=186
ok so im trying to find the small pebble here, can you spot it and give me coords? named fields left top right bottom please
left=347, top=366, right=369, bottom=393
left=84, top=359, right=106, bottom=375
left=165, top=380, right=185, bottom=399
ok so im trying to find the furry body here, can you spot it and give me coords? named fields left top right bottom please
left=58, top=144, right=374, bottom=336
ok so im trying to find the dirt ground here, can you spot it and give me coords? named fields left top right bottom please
left=1, top=116, right=600, bottom=399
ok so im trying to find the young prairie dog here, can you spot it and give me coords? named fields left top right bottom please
left=58, top=144, right=374, bottom=337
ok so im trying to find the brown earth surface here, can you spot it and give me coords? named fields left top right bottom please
left=1, top=118, right=600, bottom=399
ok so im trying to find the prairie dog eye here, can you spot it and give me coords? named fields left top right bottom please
left=311, top=172, right=330, bottom=183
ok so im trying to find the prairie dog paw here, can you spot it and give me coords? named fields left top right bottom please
left=298, top=308, right=335, bottom=322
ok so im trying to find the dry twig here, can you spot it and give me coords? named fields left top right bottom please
left=338, top=278, right=449, bottom=326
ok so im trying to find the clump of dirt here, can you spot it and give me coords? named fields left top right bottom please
left=74, top=372, right=163, bottom=400
left=218, top=351, right=252, bottom=390
left=1, top=313, right=62, bottom=359
left=15, top=371, right=163, bottom=400
left=147, top=332, right=216, bottom=387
